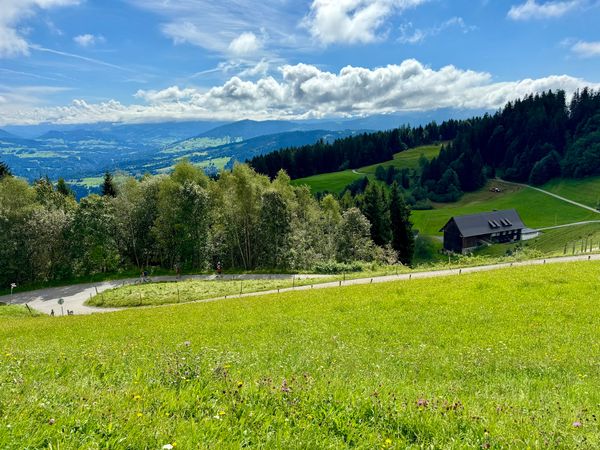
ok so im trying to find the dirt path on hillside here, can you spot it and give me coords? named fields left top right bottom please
left=499, top=178, right=600, bottom=214
left=538, top=220, right=600, bottom=231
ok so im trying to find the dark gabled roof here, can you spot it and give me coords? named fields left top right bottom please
left=440, top=209, right=526, bottom=238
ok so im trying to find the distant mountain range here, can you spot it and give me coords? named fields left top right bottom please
left=0, top=108, right=487, bottom=197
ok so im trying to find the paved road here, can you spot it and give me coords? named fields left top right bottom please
left=538, top=220, right=600, bottom=231
left=499, top=178, right=600, bottom=214
left=3, top=255, right=600, bottom=316
left=0, top=274, right=328, bottom=316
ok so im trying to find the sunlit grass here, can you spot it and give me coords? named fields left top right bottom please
left=542, top=176, right=600, bottom=209
left=412, top=181, right=597, bottom=236
left=2, top=261, right=599, bottom=447
left=292, top=145, right=442, bottom=194
left=86, top=276, right=331, bottom=307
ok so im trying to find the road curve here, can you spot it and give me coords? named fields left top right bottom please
left=3, top=255, right=600, bottom=316
left=0, top=274, right=328, bottom=316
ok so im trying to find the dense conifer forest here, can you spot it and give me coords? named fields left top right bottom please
left=248, top=121, right=463, bottom=179
left=420, top=88, right=600, bottom=200
left=250, top=89, right=600, bottom=204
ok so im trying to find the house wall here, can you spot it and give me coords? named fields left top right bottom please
left=489, top=229, right=522, bottom=243
left=443, top=220, right=463, bottom=253
left=462, top=236, right=481, bottom=252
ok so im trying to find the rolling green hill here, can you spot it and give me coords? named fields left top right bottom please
left=478, top=222, right=600, bottom=257
left=411, top=180, right=598, bottom=236
left=358, top=144, right=442, bottom=175
left=542, top=176, right=600, bottom=209
left=2, top=261, right=600, bottom=447
left=292, top=144, right=442, bottom=193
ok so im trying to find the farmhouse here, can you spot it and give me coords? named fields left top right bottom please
left=440, top=209, right=526, bottom=254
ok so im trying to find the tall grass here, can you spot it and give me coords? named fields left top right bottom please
left=2, top=262, right=599, bottom=447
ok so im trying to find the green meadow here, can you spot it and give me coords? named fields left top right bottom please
left=412, top=181, right=598, bottom=236
left=292, top=145, right=442, bottom=194
left=479, top=222, right=600, bottom=257
left=0, top=305, right=41, bottom=318
left=2, top=261, right=600, bottom=448
left=358, top=144, right=442, bottom=175
left=542, top=177, right=600, bottom=209
left=87, top=277, right=330, bottom=308
left=291, top=169, right=361, bottom=194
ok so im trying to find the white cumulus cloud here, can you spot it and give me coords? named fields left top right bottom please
left=228, top=32, right=262, bottom=56
left=1, top=59, right=598, bottom=125
left=305, top=0, right=427, bottom=45
left=73, top=34, right=106, bottom=47
left=571, top=40, right=600, bottom=58
left=0, top=0, right=80, bottom=57
left=508, top=0, right=581, bottom=20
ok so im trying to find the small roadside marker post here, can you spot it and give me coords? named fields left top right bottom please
left=10, top=283, right=16, bottom=305
left=58, top=298, right=64, bottom=316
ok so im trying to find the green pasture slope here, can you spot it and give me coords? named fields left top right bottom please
left=2, top=261, right=600, bottom=448
left=292, top=144, right=442, bottom=193
left=358, top=144, right=442, bottom=175
left=412, top=180, right=599, bottom=237
left=291, top=169, right=360, bottom=194
left=479, top=222, right=600, bottom=257
left=542, top=176, right=600, bottom=209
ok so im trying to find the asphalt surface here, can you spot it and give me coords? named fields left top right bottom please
left=3, top=254, right=600, bottom=316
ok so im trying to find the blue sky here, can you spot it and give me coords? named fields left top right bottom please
left=0, top=0, right=599, bottom=125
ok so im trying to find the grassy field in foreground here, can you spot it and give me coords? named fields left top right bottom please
left=292, top=145, right=442, bottom=194
left=542, top=176, right=600, bottom=209
left=87, top=277, right=330, bottom=307
left=412, top=180, right=598, bottom=236
left=2, top=262, right=600, bottom=448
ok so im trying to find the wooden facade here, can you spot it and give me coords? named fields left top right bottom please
left=441, top=210, right=526, bottom=254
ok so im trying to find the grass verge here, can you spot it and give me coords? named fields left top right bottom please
left=86, top=276, right=331, bottom=308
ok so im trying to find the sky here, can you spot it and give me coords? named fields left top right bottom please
left=0, top=0, right=599, bottom=125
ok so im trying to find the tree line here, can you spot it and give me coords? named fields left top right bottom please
left=0, top=161, right=414, bottom=287
left=248, top=121, right=463, bottom=179
left=420, top=88, right=600, bottom=199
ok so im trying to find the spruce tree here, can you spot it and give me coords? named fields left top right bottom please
left=101, top=172, right=117, bottom=197
left=56, top=178, right=74, bottom=197
left=0, top=161, right=11, bottom=179
left=390, top=182, right=415, bottom=265
left=361, top=182, right=391, bottom=246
